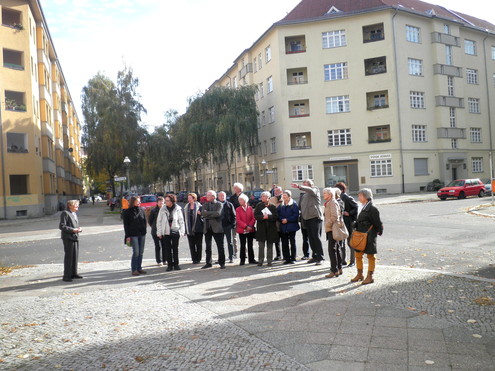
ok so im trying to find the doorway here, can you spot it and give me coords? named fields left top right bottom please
left=323, top=161, right=359, bottom=192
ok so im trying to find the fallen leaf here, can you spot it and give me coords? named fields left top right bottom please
left=472, top=334, right=482, bottom=338
left=467, top=319, right=477, bottom=324
left=425, top=360, right=435, bottom=365
left=134, top=356, right=145, bottom=363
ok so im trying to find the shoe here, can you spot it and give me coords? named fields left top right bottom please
left=220, top=265, right=226, bottom=269
left=201, top=264, right=212, bottom=269
left=174, top=266, right=181, bottom=271
left=283, top=261, right=291, bottom=265
left=342, top=261, right=348, bottom=266
left=362, top=271, right=374, bottom=285
left=249, top=260, right=258, bottom=265
left=347, top=263, right=355, bottom=268
left=157, top=262, right=163, bottom=266
left=314, top=261, right=322, bottom=266
left=229, top=258, right=234, bottom=263
left=307, top=258, right=315, bottom=264
left=131, top=271, right=140, bottom=276
left=72, top=275, right=83, bottom=279
left=351, top=269, right=364, bottom=282
left=166, top=267, right=173, bottom=272
left=274, top=256, right=281, bottom=261
left=338, top=269, right=343, bottom=276
left=257, top=263, right=263, bottom=266
left=301, top=256, right=309, bottom=260
left=267, top=263, right=273, bottom=266
left=240, top=261, right=245, bottom=266
left=138, top=270, right=147, bottom=274
left=289, top=260, right=295, bottom=264
left=232, top=254, right=237, bottom=259
left=62, top=278, right=73, bottom=282
left=214, top=261, right=219, bottom=264
left=325, top=272, right=339, bottom=278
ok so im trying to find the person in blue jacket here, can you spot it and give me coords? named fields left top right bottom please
left=277, top=190, right=300, bottom=264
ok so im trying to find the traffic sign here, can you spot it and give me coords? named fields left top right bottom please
left=114, top=176, right=127, bottom=182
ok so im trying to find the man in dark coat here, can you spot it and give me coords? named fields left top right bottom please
left=59, top=199, right=82, bottom=282
left=200, top=190, right=225, bottom=269
left=335, top=182, right=358, bottom=267
left=218, top=191, right=236, bottom=263
left=254, top=191, right=279, bottom=266
left=147, top=196, right=165, bottom=265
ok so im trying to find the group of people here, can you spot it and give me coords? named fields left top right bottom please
left=60, top=181, right=383, bottom=285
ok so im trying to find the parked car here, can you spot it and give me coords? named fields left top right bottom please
left=481, top=178, right=493, bottom=195
left=244, top=189, right=264, bottom=207
left=140, top=194, right=157, bottom=210
left=437, top=179, right=485, bottom=200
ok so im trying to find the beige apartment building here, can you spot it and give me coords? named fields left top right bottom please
left=0, top=0, right=82, bottom=219
left=181, top=0, right=495, bottom=195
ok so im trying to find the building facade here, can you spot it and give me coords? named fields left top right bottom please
left=181, top=0, right=495, bottom=195
left=0, top=0, right=82, bottom=219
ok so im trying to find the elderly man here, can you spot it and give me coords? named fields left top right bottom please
left=200, top=190, right=225, bottom=269
left=229, top=182, right=244, bottom=254
left=59, top=200, right=83, bottom=282
left=269, top=186, right=283, bottom=260
left=291, top=179, right=324, bottom=265
left=218, top=191, right=236, bottom=263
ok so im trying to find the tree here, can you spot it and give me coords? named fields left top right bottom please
left=81, top=67, right=146, bottom=195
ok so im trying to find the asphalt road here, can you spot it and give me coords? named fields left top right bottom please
left=0, top=197, right=493, bottom=278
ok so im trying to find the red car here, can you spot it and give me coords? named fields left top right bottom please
left=140, top=194, right=158, bottom=210
left=437, top=179, right=486, bottom=200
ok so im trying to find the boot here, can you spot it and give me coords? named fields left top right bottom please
left=362, top=271, right=374, bottom=285
left=350, top=269, right=364, bottom=282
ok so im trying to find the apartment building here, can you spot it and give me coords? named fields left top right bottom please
left=183, top=0, right=495, bottom=195
left=0, top=0, right=82, bottom=219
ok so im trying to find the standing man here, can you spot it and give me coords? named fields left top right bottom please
left=200, top=190, right=226, bottom=269
left=291, top=179, right=324, bottom=265
left=270, top=184, right=277, bottom=197
left=59, top=200, right=83, bottom=282
left=229, top=182, right=244, bottom=255
left=218, top=191, right=236, bottom=263
left=335, top=182, right=358, bottom=267
left=147, top=196, right=165, bottom=266
left=269, top=186, right=283, bottom=260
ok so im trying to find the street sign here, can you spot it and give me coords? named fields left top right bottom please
left=265, top=170, right=274, bottom=174
left=114, top=176, right=127, bottom=182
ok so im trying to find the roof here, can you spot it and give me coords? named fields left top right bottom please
left=279, top=0, right=495, bottom=32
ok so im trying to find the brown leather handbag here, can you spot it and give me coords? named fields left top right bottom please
left=349, top=226, right=373, bottom=252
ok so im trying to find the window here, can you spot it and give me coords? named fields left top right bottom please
left=370, top=159, right=392, bottom=177
left=263, top=140, right=268, bottom=156
left=289, top=100, right=309, bottom=117
left=9, top=175, right=28, bottom=195
left=253, top=58, right=257, bottom=73
left=3, top=49, right=23, bottom=70
left=412, top=125, right=427, bottom=142
left=268, top=106, right=275, bottom=123
left=366, top=91, right=388, bottom=109
left=326, top=95, right=350, bottom=114
left=472, top=157, right=483, bottom=172
left=271, top=137, right=276, bottom=153
left=406, top=25, right=421, bottom=43
left=259, top=82, right=264, bottom=98
left=492, top=46, right=495, bottom=60
left=292, top=165, right=313, bottom=181
left=265, top=45, right=271, bottom=63
left=468, top=98, right=480, bottom=113
left=258, top=53, right=262, bottom=70
left=328, top=129, right=351, bottom=146
left=470, top=128, right=481, bottom=143
left=233, top=76, right=238, bottom=88
left=445, top=45, right=453, bottom=65
left=363, top=23, right=384, bottom=43
left=408, top=58, right=423, bottom=76
left=414, top=158, right=428, bottom=176
left=290, top=132, right=312, bottom=149
left=364, top=57, right=386, bottom=75
left=2, top=7, right=22, bottom=28
left=4, top=90, right=26, bottom=111
left=267, top=76, right=273, bottom=93
left=288, top=69, right=307, bottom=85
left=261, top=111, right=266, bottom=126
left=444, top=24, right=450, bottom=34
left=7, top=132, right=28, bottom=152
left=451, top=139, right=458, bottom=149
left=410, top=91, right=425, bottom=109
left=464, top=40, right=476, bottom=55
left=285, top=36, right=306, bottom=54
left=272, top=168, right=278, bottom=184
left=466, top=69, right=478, bottom=84
left=368, top=125, right=391, bottom=143
left=324, top=62, right=348, bottom=81
left=322, top=30, right=346, bottom=48
left=449, top=107, right=456, bottom=128
left=447, top=76, right=455, bottom=96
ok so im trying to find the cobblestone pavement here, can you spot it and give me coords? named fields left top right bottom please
left=1, top=260, right=494, bottom=370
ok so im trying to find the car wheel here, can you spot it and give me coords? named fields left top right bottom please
left=478, top=190, right=485, bottom=198
left=439, top=197, right=446, bottom=200
left=458, top=192, right=465, bottom=199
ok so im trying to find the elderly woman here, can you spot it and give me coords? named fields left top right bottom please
left=351, top=188, right=383, bottom=285
left=235, top=194, right=257, bottom=265
left=277, top=190, right=300, bottom=264
left=157, top=194, right=185, bottom=271
left=123, top=196, right=147, bottom=276
left=322, top=188, right=342, bottom=278
left=183, top=193, right=204, bottom=264
left=254, top=191, right=279, bottom=266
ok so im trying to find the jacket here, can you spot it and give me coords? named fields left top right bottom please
left=147, top=205, right=161, bottom=236
left=202, top=200, right=224, bottom=234
left=183, top=201, right=203, bottom=235
left=59, top=210, right=80, bottom=241
left=355, top=201, right=383, bottom=254
left=299, top=185, right=323, bottom=221
left=230, top=193, right=242, bottom=209
left=123, top=206, right=147, bottom=239
left=277, top=198, right=300, bottom=233
left=340, top=192, right=358, bottom=233
left=236, top=205, right=256, bottom=234
left=269, top=195, right=282, bottom=208
left=324, top=199, right=340, bottom=233
left=156, top=204, right=185, bottom=237
left=254, top=202, right=279, bottom=243
left=220, top=200, right=236, bottom=227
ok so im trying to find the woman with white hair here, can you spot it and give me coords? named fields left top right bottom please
left=235, top=193, right=257, bottom=265
left=322, top=188, right=342, bottom=278
left=351, top=188, right=383, bottom=285
left=254, top=191, right=279, bottom=266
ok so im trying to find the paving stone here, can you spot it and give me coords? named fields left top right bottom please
left=308, top=359, right=365, bottom=371
left=369, top=335, right=408, bottom=350
left=327, top=345, right=368, bottom=362
left=367, top=348, right=408, bottom=364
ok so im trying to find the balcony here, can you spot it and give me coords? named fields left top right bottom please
left=288, top=100, right=310, bottom=118
left=368, top=125, right=391, bottom=143
left=287, top=68, right=308, bottom=85
left=364, top=57, right=386, bottom=76
left=366, top=90, right=389, bottom=110
left=3, top=49, right=24, bottom=70
left=433, top=64, right=463, bottom=77
left=290, top=132, right=312, bottom=150
left=435, top=96, right=464, bottom=108
left=4, top=90, right=26, bottom=112
left=239, top=63, right=253, bottom=79
left=437, top=127, right=466, bottom=139
left=363, top=23, right=384, bottom=43
left=431, top=32, right=460, bottom=47
left=7, top=133, right=28, bottom=153
left=2, top=8, right=22, bottom=30
left=285, top=36, right=306, bottom=54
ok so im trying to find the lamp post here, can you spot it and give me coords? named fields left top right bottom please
left=261, top=159, right=266, bottom=189
left=123, top=156, right=131, bottom=192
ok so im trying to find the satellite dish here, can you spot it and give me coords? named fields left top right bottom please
left=68, top=147, right=73, bottom=153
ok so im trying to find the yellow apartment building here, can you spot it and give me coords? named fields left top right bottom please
left=0, top=0, right=82, bottom=219
left=181, top=0, right=495, bottom=194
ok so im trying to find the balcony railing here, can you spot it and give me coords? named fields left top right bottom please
left=291, top=145, right=312, bottom=150
left=435, top=96, right=464, bottom=108
left=433, top=64, right=463, bottom=77
left=288, top=79, right=308, bottom=85
left=3, top=62, right=23, bottom=70
left=437, top=127, right=466, bottom=139
left=431, top=32, right=460, bottom=46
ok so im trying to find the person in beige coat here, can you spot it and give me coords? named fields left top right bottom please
left=323, top=188, right=342, bottom=278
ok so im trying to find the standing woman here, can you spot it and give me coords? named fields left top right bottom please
left=235, top=194, right=257, bottom=265
left=123, top=196, right=147, bottom=276
left=351, top=188, right=383, bottom=285
left=148, top=196, right=165, bottom=266
left=183, top=193, right=203, bottom=264
left=322, top=188, right=342, bottom=278
left=59, top=200, right=83, bottom=282
left=335, top=182, right=358, bottom=267
left=277, top=190, right=300, bottom=264
left=156, top=194, right=185, bottom=271
left=254, top=191, right=279, bottom=266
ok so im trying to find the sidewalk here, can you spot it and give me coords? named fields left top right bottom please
left=0, top=260, right=494, bottom=370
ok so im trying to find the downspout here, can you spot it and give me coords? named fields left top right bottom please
left=482, top=35, right=494, bottom=204
left=0, top=91, right=7, bottom=219
left=392, top=9, right=406, bottom=193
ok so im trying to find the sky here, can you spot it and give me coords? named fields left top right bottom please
left=40, top=0, right=495, bottom=131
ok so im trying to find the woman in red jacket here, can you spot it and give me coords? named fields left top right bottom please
left=235, top=194, right=257, bottom=265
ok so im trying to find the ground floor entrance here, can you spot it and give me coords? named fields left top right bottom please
left=323, top=160, right=359, bottom=192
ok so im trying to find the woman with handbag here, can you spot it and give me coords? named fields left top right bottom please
left=322, top=188, right=343, bottom=278
left=156, top=194, right=185, bottom=271
left=351, top=188, right=383, bottom=284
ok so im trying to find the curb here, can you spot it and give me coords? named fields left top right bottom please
left=467, top=203, right=495, bottom=218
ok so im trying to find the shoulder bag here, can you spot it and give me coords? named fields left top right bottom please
left=349, top=225, right=373, bottom=252
left=332, top=215, right=349, bottom=241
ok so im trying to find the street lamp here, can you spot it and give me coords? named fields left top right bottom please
left=123, top=156, right=131, bottom=192
left=261, top=159, right=266, bottom=188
